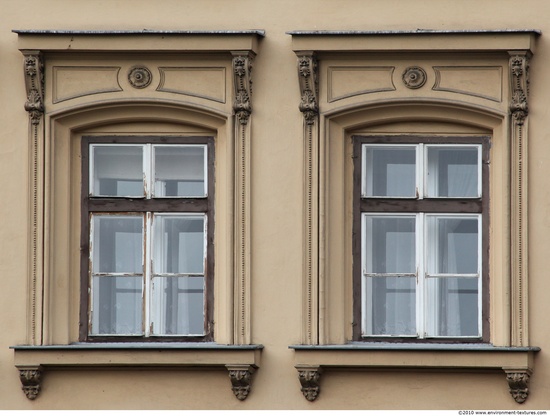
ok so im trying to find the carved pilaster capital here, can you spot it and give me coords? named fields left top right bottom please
left=23, top=52, right=44, bottom=125
left=232, top=52, right=254, bottom=125
left=18, top=366, right=43, bottom=400
left=509, top=54, right=530, bottom=126
left=296, top=365, right=322, bottom=401
left=505, top=369, right=532, bottom=404
left=297, top=54, right=319, bottom=125
left=226, top=364, right=256, bottom=401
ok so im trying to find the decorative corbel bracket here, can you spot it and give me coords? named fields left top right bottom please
left=23, top=51, right=44, bottom=125
left=232, top=52, right=254, bottom=125
left=509, top=54, right=530, bottom=126
left=18, top=366, right=43, bottom=400
left=226, top=364, right=256, bottom=400
left=504, top=368, right=532, bottom=404
left=296, top=365, right=322, bottom=401
left=297, top=53, right=319, bottom=125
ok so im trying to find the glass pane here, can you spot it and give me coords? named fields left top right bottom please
left=364, top=215, right=416, bottom=274
left=153, top=145, right=206, bottom=197
left=153, top=215, right=205, bottom=274
left=426, top=216, right=479, bottom=275
left=92, top=215, right=143, bottom=274
left=425, top=277, right=479, bottom=337
left=91, top=145, right=145, bottom=197
left=151, top=276, right=205, bottom=335
left=364, top=145, right=416, bottom=197
left=363, top=276, right=416, bottom=336
left=426, top=146, right=480, bottom=197
left=91, top=275, right=142, bottom=335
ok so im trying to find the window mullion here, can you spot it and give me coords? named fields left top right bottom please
left=144, top=212, right=152, bottom=337
left=417, top=144, right=424, bottom=199
left=416, top=213, right=425, bottom=338
left=144, top=143, right=152, bottom=199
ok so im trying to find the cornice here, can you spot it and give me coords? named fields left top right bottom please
left=288, top=29, right=540, bottom=54
left=13, top=29, right=266, bottom=36
left=287, top=29, right=541, bottom=36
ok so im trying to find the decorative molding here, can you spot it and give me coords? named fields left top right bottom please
left=296, top=366, right=322, bottom=401
left=509, top=52, right=530, bottom=347
left=298, top=54, right=319, bottom=124
left=232, top=52, right=255, bottom=344
left=505, top=370, right=531, bottom=404
left=432, top=66, right=503, bottom=102
left=52, top=66, right=122, bottom=103
left=24, top=52, right=44, bottom=125
left=157, top=67, right=226, bottom=103
left=232, top=53, right=253, bottom=125
left=19, top=367, right=42, bottom=400
left=297, top=53, right=319, bottom=345
left=226, top=365, right=256, bottom=400
left=328, top=66, right=395, bottom=102
left=402, top=66, right=427, bottom=89
left=510, top=55, right=529, bottom=125
left=128, top=66, right=152, bottom=89
left=22, top=51, right=45, bottom=346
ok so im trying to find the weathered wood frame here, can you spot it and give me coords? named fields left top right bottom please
left=80, top=135, right=215, bottom=342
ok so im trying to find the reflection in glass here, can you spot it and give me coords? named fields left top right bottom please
left=364, top=145, right=416, bottom=197
left=426, top=146, right=479, bottom=198
left=153, top=215, right=205, bottom=275
left=92, top=215, right=143, bottom=274
left=153, top=145, right=206, bottom=197
left=426, top=216, right=479, bottom=275
left=151, top=276, right=205, bottom=335
left=425, top=277, right=479, bottom=337
left=363, top=277, right=416, bottom=336
left=91, top=145, right=144, bottom=197
left=91, top=275, right=142, bottom=335
left=364, top=215, right=416, bottom=274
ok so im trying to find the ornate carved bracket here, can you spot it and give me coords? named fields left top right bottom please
left=226, top=365, right=256, bottom=400
left=505, top=369, right=532, bottom=404
left=297, top=54, right=319, bottom=125
left=510, top=55, right=530, bottom=125
left=19, top=366, right=42, bottom=400
left=296, top=366, right=322, bottom=401
left=232, top=53, right=254, bottom=125
left=23, top=52, right=44, bottom=125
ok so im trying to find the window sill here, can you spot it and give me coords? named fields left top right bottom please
left=289, top=343, right=540, bottom=403
left=12, top=343, right=263, bottom=401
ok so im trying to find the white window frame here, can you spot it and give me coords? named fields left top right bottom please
left=360, top=142, right=484, bottom=339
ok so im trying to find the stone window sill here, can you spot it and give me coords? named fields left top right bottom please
left=12, top=343, right=263, bottom=401
left=289, top=343, right=539, bottom=403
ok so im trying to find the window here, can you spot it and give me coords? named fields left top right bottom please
left=354, top=136, right=489, bottom=341
left=81, top=136, right=214, bottom=341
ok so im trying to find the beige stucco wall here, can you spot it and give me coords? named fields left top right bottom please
left=0, top=0, right=550, bottom=410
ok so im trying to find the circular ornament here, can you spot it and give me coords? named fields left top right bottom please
left=128, top=66, right=152, bottom=89
left=402, top=66, right=427, bottom=89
